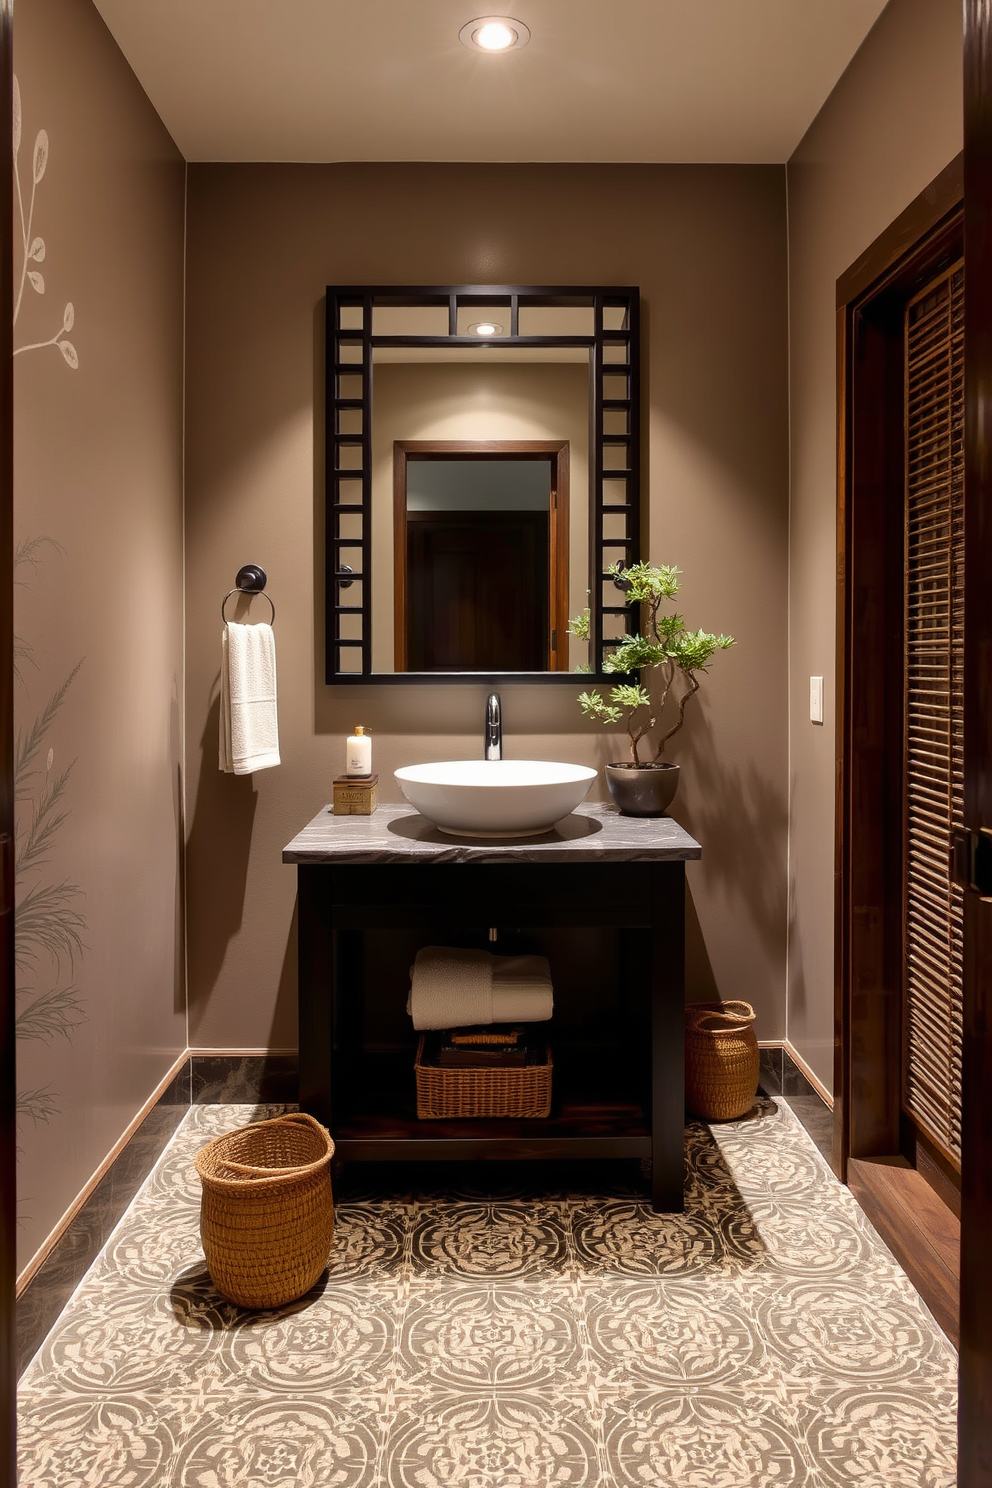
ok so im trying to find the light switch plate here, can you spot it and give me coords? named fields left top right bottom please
left=810, top=676, right=824, bottom=725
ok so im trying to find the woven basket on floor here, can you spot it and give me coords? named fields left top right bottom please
left=195, top=1112, right=334, bottom=1309
left=415, top=1036, right=552, bottom=1119
left=685, top=1001, right=760, bottom=1121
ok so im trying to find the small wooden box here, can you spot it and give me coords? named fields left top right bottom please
left=332, top=773, right=378, bottom=815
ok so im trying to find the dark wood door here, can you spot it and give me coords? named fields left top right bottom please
left=959, top=3, right=992, bottom=1477
left=406, top=511, right=548, bottom=671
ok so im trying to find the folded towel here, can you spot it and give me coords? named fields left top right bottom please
left=408, top=947, right=553, bottom=1030
left=409, top=947, right=493, bottom=1031
left=492, top=984, right=554, bottom=1023
left=492, top=954, right=553, bottom=1022
left=219, top=622, right=280, bottom=775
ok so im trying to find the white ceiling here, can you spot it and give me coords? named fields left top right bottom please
left=91, top=0, right=890, bottom=165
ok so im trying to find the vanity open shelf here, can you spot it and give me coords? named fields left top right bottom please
left=283, top=802, right=700, bottom=1211
left=330, top=1046, right=651, bottom=1159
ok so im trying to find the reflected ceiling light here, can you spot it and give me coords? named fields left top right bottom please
left=458, top=16, right=531, bottom=52
left=468, top=320, right=503, bottom=336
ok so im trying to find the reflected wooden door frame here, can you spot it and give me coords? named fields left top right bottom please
left=392, top=440, right=570, bottom=673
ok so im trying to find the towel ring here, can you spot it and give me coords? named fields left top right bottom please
left=221, top=564, right=276, bottom=626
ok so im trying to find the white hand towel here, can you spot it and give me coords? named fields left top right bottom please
left=219, top=622, right=281, bottom=775
left=408, top=946, right=493, bottom=1031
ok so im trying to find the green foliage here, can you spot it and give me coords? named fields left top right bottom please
left=571, top=560, right=735, bottom=764
left=577, top=690, right=622, bottom=725
left=566, top=607, right=590, bottom=642
left=602, top=634, right=668, bottom=673
left=606, top=559, right=680, bottom=603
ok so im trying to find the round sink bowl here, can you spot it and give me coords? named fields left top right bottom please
left=394, top=759, right=598, bottom=838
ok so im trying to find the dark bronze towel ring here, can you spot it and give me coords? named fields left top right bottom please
left=221, top=564, right=276, bottom=625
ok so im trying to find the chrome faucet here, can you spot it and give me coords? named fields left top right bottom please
left=484, top=692, right=502, bottom=761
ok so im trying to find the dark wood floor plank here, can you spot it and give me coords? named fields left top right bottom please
left=848, top=1156, right=960, bottom=1346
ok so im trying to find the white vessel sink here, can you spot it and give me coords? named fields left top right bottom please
left=394, top=759, right=598, bottom=838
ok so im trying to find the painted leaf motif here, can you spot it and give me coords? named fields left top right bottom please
left=62, top=302, right=74, bottom=332
left=26, top=271, right=44, bottom=295
left=12, top=76, right=21, bottom=154
left=28, top=237, right=45, bottom=262
left=58, top=340, right=78, bottom=369
left=32, top=129, right=48, bottom=185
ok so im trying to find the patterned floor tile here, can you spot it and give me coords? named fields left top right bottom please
left=602, top=1388, right=819, bottom=1488
left=384, top=1393, right=602, bottom=1488
left=396, top=1282, right=584, bottom=1392
left=799, top=1383, right=957, bottom=1488
left=409, top=1200, right=570, bottom=1278
left=16, top=1097, right=959, bottom=1486
left=585, top=1276, right=766, bottom=1389
left=171, top=1390, right=383, bottom=1488
left=18, top=1388, right=186, bottom=1487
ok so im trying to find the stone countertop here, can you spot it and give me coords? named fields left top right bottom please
left=283, top=802, right=701, bottom=865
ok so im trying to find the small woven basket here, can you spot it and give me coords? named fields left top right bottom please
left=685, top=1000, right=760, bottom=1121
left=194, top=1112, right=335, bottom=1309
left=415, top=1037, right=552, bottom=1119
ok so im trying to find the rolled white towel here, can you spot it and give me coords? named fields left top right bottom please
left=408, top=946, right=493, bottom=1031
left=491, top=954, right=553, bottom=1022
left=492, top=986, right=553, bottom=1022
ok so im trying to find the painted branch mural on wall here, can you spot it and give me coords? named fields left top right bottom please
left=12, top=80, right=86, bottom=1166
left=15, top=542, right=86, bottom=1137
left=13, top=76, right=77, bottom=366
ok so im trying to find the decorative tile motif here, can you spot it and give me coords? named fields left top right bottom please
left=17, top=1099, right=957, bottom=1487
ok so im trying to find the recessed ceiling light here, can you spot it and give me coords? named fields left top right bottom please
left=468, top=321, right=503, bottom=336
left=458, top=16, right=531, bottom=52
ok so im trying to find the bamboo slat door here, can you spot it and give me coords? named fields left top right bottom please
left=903, top=262, right=965, bottom=1170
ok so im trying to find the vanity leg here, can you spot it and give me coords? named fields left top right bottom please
left=297, top=865, right=333, bottom=1128
left=650, top=862, right=685, bottom=1212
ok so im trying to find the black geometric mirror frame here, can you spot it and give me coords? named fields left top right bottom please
left=324, top=284, right=640, bottom=684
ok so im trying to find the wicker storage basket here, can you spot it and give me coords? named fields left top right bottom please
left=195, top=1112, right=335, bottom=1309
left=685, top=1000, right=760, bottom=1121
left=415, top=1036, right=552, bottom=1119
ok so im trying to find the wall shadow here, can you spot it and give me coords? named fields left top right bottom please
left=184, top=692, right=258, bottom=1015
left=670, top=700, right=788, bottom=1016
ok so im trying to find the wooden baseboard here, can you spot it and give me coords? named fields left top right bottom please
left=758, top=1039, right=834, bottom=1108
left=16, top=1049, right=189, bottom=1297
left=847, top=1155, right=960, bottom=1346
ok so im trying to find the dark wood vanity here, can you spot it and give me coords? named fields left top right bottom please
left=284, top=802, right=700, bottom=1211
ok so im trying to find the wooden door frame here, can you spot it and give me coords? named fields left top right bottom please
left=391, top=440, right=570, bottom=673
left=834, top=160, right=963, bottom=1339
left=0, top=0, right=15, bottom=1478
left=835, top=154, right=964, bottom=1170
left=961, top=2, right=992, bottom=1476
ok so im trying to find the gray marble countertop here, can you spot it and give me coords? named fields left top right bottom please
left=283, top=802, right=701, bottom=865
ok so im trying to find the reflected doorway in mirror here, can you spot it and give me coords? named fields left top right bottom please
left=393, top=441, right=570, bottom=673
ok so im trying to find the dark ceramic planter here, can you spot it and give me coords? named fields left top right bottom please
left=605, top=761, right=680, bottom=817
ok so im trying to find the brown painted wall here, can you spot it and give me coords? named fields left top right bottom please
left=13, top=0, right=185, bottom=1273
left=184, top=163, right=790, bottom=1052
left=786, top=0, right=963, bottom=1088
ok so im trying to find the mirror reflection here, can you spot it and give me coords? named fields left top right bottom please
left=326, top=286, right=639, bottom=682
left=370, top=345, right=590, bottom=673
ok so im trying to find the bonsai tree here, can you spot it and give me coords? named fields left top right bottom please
left=569, top=561, right=734, bottom=766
